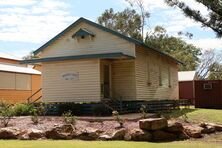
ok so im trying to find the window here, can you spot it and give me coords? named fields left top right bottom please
left=0, top=72, right=16, bottom=89
left=16, top=74, right=31, bottom=90
left=0, top=72, right=31, bottom=90
left=159, top=63, right=162, bottom=86
left=203, top=83, right=213, bottom=90
left=168, top=66, right=171, bottom=87
left=146, top=55, right=151, bottom=86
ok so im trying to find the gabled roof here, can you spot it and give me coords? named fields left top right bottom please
left=178, top=71, right=196, bottom=81
left=0, top=63, right=41, bottom=75
left=33, top=17, right=182, bottom=64
left=72, top=28, right=95, bottom=38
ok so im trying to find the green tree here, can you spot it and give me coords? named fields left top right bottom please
left=97, top=8, right=143, bottom=40
left=165, top=0, right=222, bottom=37
left=126, top=0, right=150, bottom=40
left=208, top=62, right=222, bottom=80
left=145, top=26, right=202, bottom=71
left=197, top=49, right=222, bottom=79
left=23, top=50, right=39, bottom=60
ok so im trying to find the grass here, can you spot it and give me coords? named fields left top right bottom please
left=0, top=140, right=221, bottom=148
left=164, top=108, right=222, bottom=124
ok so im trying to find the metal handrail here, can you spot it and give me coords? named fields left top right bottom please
left=27, top=88, right=42, bottom=103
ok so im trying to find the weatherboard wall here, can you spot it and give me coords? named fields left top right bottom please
left=0, top=71, right=41, bottom=103
left=41, top=59, right=101, bottom=103
left=135, top=45, right=179, bottom=100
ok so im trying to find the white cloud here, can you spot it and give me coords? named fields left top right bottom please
left=187, top=38, right=222, bottom=51
left=0, top=0, right=77, bottom=43
left=0, top=0, right=38, bottom=6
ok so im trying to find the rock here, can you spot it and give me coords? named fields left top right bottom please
left=201, top=125, right=215, bottom=134
left=208, top=123, right=222, bottom=132
left=19, top=133, right=29, bottom=140
left=178, top=131, right=190, bottom=140
left=111, top=129, right=126, bottom=140
left=28, top=129, right=45, bottom=140
left=183, top=125, right=203, bottom=138
left=0, top=128, right=20, bottom=139
left=77, top=128, right=100, bottom=140
left=99, top=134, right=112, bottom=141
left=152, top=130, right=177, bottom=141
left=126, top=129, right=152, bottom=141
left=139, top=118, right=167, bottom=131
left=45, top=124, right=75, bottom=140
left=165, top=122, right=184, bottom=133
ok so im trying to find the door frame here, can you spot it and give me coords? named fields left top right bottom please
left=102, top=62, right=112, bottom=99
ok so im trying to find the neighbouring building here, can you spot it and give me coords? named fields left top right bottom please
left=0, top=57, right=41, bottom=103
left=178, top=71, right=197, bottom=104
left=179, top=71, right=222, bottom=108
left=22, top=17, right=181, bottom=104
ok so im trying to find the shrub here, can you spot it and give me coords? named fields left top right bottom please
left=34, top=103, right=46, bottom=116
left=31, top=109, right=39, bottom=124
left=0, top=102, right=15, bottom=127
left=112, top=110, right=123, bottom=128
left=140, top=105, right=147, bottom=119
left=13, top=104, right=35, bottom=116
left=62, top=110, right=76, bottom=127
left=92, top=104, right=111, bottom=116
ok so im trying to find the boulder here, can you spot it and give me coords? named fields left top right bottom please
left=152, top=130, right=177, bottom=141
left=183, top=125, right=203, bottom=138
left=28, top=129, right=45, bottom=140
left=111, top=129, right=126, bottom=140
left=0, top=128, right=20, bottom=139
left=126, top=129, right=152, bottom=141
left=178, top=131, right=190, bottom=140
left=207, top=123, right=222, bottom=132
left=139, top=118, right=167, bottom=131
left=45, top=124, right=75, bottom=139
left=165, top=122, right=183, bottom=133
left=201, top=125, right=215, bottom=134
left=77, top=128, right=100, bottom=140
left=99, top=134, right=112, bottom=141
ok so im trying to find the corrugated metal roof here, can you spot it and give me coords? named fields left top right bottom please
left=178, top=71, right=196, bottom=81
left=0, top=63, right=41, bottom=75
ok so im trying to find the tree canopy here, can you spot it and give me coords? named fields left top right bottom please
left=165, top=0, right=222, bottom=37
left=145, top=26, right=202, bottom=71
left=97, top=8, right=143, bottom=40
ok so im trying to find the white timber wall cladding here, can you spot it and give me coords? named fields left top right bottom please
left=135, top=45, right=179, bottom=100
left=42, top=59, right=101, bottom=102
left=40, top=22, right=135, bottom=58
left=112, top=60, right=137, bottom=100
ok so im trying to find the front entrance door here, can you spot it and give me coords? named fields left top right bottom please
left=103, top=64, right=111, bottom=99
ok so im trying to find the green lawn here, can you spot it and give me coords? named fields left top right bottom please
left=164, top=108, right=222, bottom=124
left=0, top=140, right=221, bottom=148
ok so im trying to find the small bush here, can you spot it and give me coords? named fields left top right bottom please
left=31, top=110, right=39, bottom=124
left=13, top=104, right=35, bottom=116
left=62, top=110, right=76, bottom=126
left=112, top=110, right=123, bottom=128
left=0, top=102, right=15, bottom=127
left=92, top=104, right=111, bottom=116
left=140, top=105, right=147, bottom=119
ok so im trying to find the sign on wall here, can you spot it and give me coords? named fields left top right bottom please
left=62, top=72, right=79, bottom=81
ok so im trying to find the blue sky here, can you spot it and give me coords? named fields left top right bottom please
left=0, top=0, right=221, bottom=59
